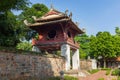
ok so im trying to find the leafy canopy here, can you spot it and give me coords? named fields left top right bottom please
left=17, top=3, right=49, bottom=41
left=89, top=31, right=120, bottom=67
left=0, top=0, right=30, bottom=47
left=0, top=11, right=20, bottom=46
left=0, top=0, right=30, bottom=11
left=75, top=33, right=90, bottom=59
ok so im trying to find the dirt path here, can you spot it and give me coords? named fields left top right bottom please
left=79, top=70, right=117, bottom=80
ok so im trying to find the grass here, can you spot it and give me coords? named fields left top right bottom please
left=101, top=68, right=111, bottom=75
left=118, top=76, right=120, bottom=80
left=88, top=69, right=99, bottom=74
left=47, top=75, right=78, bottom=80
left=98, top=78, right=104, bottom=80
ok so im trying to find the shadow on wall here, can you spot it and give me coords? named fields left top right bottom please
left=0, top=51, right=65, bottom=80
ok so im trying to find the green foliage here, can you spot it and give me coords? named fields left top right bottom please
left=102, top=68, right=111, bottom=75
left=101, top=68, right=111, bottom=75
left=111, top=69, right=120, bottom=76
left=75, top=33, right=90, bottom=59
left=0, top=11, right=20, bottom=46
left=48, top=76, right=60, bottom=80
left=0, top=2, right=48, bottom=47
left=88, top=69, right=99, bottom=74
left=48, top=76, right=78, bottom=80
left=0, top=0, right=30, bottom=11
left=98, top=78, right=104, bottom=80
left=16, top=42, right=32, bottom=51
left=64, top=75, right=78, bottom=80
left=115, top=27, right=120, bottom=36
left=0, top=0, right=30, bottom=47
left=17, top=3, right=49, bottom=41
left=118, top=76, right=120, bottom=80
left=89, top=31, right=120, bottom=67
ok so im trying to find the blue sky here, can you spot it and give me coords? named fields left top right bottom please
left=23, top=0, right=120, bottom=35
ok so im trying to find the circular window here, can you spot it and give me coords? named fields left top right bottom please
left=47, top=30, right=56, bottom=39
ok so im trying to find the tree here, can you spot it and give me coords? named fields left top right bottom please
left=17, top=3, right=49, bottom=41
left=0, top=0, right=30, bottom=47
left=0, top=11, right=20, bottom=46
left=89, top=31, right=120, bottom=68
left=0, top=0, right=30, bottom=12
left=115, top=27, right=120, bottom=36
left=75, top=33, right=90, bottom=59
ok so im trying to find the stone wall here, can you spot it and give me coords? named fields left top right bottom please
left=80, top=59, right=97, bottom=70
left=0, top=51, right=65, bottom=79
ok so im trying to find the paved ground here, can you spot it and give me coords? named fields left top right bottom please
left=79, top=70, right=117, bottom=80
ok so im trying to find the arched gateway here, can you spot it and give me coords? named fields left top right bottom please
left=24, top=8, right=84, bottom=71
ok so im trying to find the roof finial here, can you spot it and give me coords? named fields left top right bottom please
left=82, top=28, right=86, bottom=33
left=24, top=20, right=31, bottom=26
left=50, top=4, right=54, bottom=9
left=69, top=12, right=72, bottom=19
left=65, top=9, right=68, bottom=16
left=75, top=22, right=79, bottom=26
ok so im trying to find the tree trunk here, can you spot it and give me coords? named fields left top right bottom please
left=103, top=59, right=106, bottom=68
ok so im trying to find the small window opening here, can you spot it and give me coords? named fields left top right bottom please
left=47, top=30, right=56, bottom=39
left=67, top=31, right=71, bottom=38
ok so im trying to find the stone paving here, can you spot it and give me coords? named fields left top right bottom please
left=79, top=70, right=117, bottom=80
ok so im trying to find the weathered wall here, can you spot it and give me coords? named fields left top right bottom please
left=80, top=59, right=97, bottom=70
left=0, top=51, right=65, bottom=79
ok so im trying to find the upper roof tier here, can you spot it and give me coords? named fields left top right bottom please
left=36, top=8, right=66, bottom=22
left=24, top=8, right=84, bottom=34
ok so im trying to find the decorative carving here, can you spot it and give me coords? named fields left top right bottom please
left=69, top=12, right=72, bottom=19
left=65, top=9, right=68, bottom=16
left=32, top=16, right=37, bottom=21
left=75, top=22, right=79, bottom=26
left=82, top=28, right=86, bottom=32
left=50, top=4, right=54, bottom=9
left=23, top=20, right=31, bottom=26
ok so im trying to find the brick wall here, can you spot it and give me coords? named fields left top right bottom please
left=0, top=51, right=65, bottom=79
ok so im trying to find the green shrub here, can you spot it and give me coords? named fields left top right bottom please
left=104, top=68, right=111, bottom=75
left=48, top=76, right=60, bottom=80
left=112, top=69, right=120, bottom=76
left=100, top=68, right=111, bottom=75
left=88, top=69, right=99, bottom=74
left=16, top=42, right=32, bottom=51
left=64, top=75, right=78, bottom=80
left=101, top=68, right=111, bottom=70
left=98, top=78, right=104, bottom=80
left=106, top=69, right=111, bottom=75
left=48, top=76, right=78, bottom=80
left=118, top=76, right=120, bottom=80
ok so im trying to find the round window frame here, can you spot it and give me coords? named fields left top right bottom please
left=47, top=29, right=57, bottom=39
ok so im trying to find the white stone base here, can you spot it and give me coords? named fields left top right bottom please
left=61, top=44, right=70, bottom=71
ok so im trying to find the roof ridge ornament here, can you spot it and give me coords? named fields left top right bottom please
left=32, top=16, right=37, bottom=21
left=24, top=20, right=31, bottom=26
left=50, top=4, right=54, bottom=10
left=65, top=9, right=68, bottom=16
left=69, top=12, right=72, bottom=19
left=82, top=28, right=86, bottom=33
left=75, top=22, right=79, bottom=26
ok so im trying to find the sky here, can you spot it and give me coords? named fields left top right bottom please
left=18, top=0, right=120, bottom=35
